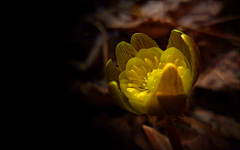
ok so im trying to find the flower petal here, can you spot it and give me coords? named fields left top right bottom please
left=136, top=49, right=160, bottom=60
left=142, top=63, right=188, bottom=116
left=126, top=57, right=149, bottom=79
left=108, top=81, right=143, bottom=114
left=167, top=29, right=191, bottom=69
left=181, top=68, right=193, bottom=94
left=160, top=47, right=190, bottom=71
left=120, top=79, right=139, bottom=101
left=136, top=48, right=160, bottom=70
left=155, top=63, right=187, bottom=116
left=116, top=41, right=137, bottom=71
left=128, top=98, right=147, bottom=113
left=181, top=34, right=201, bottom=85
left=105, top=59, right=121, bottom=84
left=150, top=47, right=163, bottom=58
left=119, top=79, right=156, bottom=114
left=157, top=63, right=184, bottom=94
left=160, top=47, right=184, bottom=62
left=131, top=33, right=160, bottom=52
left=119, top=70, right=127, bottom=81
left=128, top=92, right=151, bottom=114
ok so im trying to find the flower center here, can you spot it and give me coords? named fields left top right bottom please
left=125, top=55, right=188, bottom=97
left=119, top=47, right=192, bottom=101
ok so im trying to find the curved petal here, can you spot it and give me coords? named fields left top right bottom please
left=160, top=47, right=190, bottom=70
left=167, top=29, right=191, bottom=69
left=150, top=47, right=163, bottom=59
left=181, top=34, right=201, bottom=85
left=160, top=47, right=185, bottom=63
left=155, top=63, right=187, bottom=116
left=136, top=48, right=160, bottom=69
left=120, top=79, right=140, bottom=101
left=105, top=59, right=121, bottom=84
left=136, top=49, right=160, bottom=60
left=181, top=68, right=193, bottom=94
left=131, top=33, right=160, bottom=52
left=126, top=57, right=149, bottom=79
left=120, top=80, right=164, bottom=115
left=116, top=41, right=137, bottom=71
left=128, top=92, right=152, bottom=114
left=108, top=81, right=143, bottom=114
left=157, top=63, right=184, bottom=94
left=119, top=70, right=127, bottom=81
left=128, top=98, right=147, bottom=114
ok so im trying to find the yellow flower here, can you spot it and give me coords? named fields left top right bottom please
left=106, top=29, right=201, bottom=116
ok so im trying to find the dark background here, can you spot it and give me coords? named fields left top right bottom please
left=52, top=0, right=240, bottom=149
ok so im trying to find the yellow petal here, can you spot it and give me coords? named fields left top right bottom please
left=120, top=79, right=140, bottom=101
left=126, top=57, right=149, bottom=79
left=119, top=70, right=127, bottom=81
left=116, top=41, right=137, bottom=71
left=128, top=92, right=157, bottom=114
left=105, top=59, right=121, bottom=84
left=136, top=48, right=160, bottom=69
left=157, top=63, right=184, bottom=94
left=130, top=33, right=160, bottom=52
left=160, top=47, right=183, bottom=62
left=155, top=63, right=187, bottom=116
left=119, top=78, right=151, bottom=114
left=120, top=78, right=145, bottom=102
left=150, top=47, right=163, bottom=58
left=181, top=68, right=193, bottom=94
left=167, top=29, right=191, bottom=69
left=128, top=96, right=147, bottom=113
left=181, top=34, right=201, bottom=85
left=161, top=47, right=189, bottom=66
left=119, top=80, right=157, bottom=114
left=108, top=81, right=143, bottom=114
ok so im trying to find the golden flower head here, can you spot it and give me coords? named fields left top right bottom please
left=106, top=29, right=201, bottom=116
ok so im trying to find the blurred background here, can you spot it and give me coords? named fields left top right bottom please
left=54, top=0, right=240, bottom=149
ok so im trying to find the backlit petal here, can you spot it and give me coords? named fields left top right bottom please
left=120, top=79, right=138, bottom=100
left=136, top=48, right=160, bottom=69
left=126, top=57, right=149, bottom=79
left=119, top=70, right=127, bottom=81
left=116, top=41, right=137, bottom=71
left=181, top=68, right=193, bottom=93
left=150, top=47, right=163, bottom=59
left=160, top=47, right=184, bottom=63
left=108, top=81, right=143, bottom=114
left=105, top=59, right=121, bottom=84
left=128, top=92, right=153, bottom=114
left=160, top=47, right=190, bottom=69
left=167, top=29, right=191, bottom=69
left=131, top=33, right=160, bottom=52
left=181, top=34, right=201, bottom=85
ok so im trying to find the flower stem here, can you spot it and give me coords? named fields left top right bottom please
left=165, top=125, right=183, bottom=150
